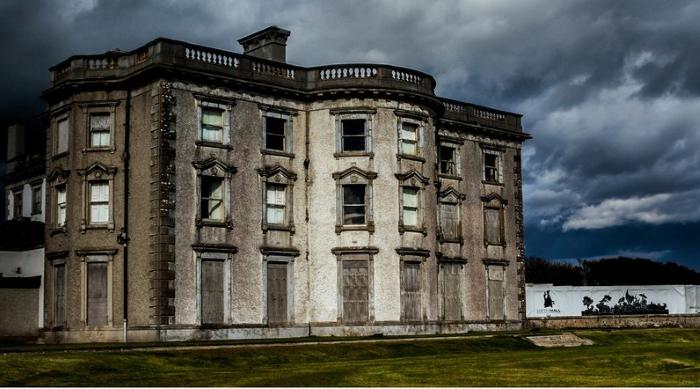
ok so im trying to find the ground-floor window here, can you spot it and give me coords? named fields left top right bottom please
left=201, top=258, right=225, bottom=325
left=401, top=261, right=422, bottom=321
left=487, top=265, right=506, bottom=320
left=54, top=263, right=66, bottom=327
left=86, top=261, right=108, bottom=327
left=340, top=257, right=370, bottom=323
left=266, top=262, right=289, bottom=324
left=442, top=263, right=462, bottom=321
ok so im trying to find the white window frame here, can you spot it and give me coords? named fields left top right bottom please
left=194, top=250, right=232, bottom=326
left=77, top=163, right=116, bottom=232
left=80, top=102, right=118, bottom=153
left=438, top=141, right=461, bottom=176
left=395, top=170, right=430, bottom=235
left=331, top=108, right=374, bottom=157
left=332, top=167, right=377, bottom=233
left=193, top=158, right=237, bottom=229
left=88, top=180, right=110, bottom=225
left=196, top=98, right=233, bottom=148
left=482, top=147, right=504, bottom=184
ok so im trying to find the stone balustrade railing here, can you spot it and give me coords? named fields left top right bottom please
left=48, top=38, right=521, bottom=132
left=441, top=99, right=521, bottom=131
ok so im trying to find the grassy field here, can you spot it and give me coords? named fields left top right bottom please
left=1, top=328, right=699, bottom=386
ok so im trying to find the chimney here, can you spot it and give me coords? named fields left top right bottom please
left=238, top=26, right=291, bottom=63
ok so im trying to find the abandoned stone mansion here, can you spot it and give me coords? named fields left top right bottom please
left=41, top=26, right=530, bottom=342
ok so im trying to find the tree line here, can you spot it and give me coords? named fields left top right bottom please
left=525, top=256, right=700, bottom=286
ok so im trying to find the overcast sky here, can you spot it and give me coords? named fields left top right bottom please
left=2, top=0, right=699, bottom=268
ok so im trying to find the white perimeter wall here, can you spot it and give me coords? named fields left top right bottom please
left=526, top=284, right=700, bottom=318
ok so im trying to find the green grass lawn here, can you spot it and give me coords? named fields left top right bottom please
left=1, top=328, right=699, bottom=386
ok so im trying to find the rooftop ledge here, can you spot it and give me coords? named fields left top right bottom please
left=47, top=37, right=523, bottom=133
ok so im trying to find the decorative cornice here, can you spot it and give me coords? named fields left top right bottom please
left=395, top=247, right=431, bottom=257
left=260, top=246, right=301, bottom=257
left=47, top=250, right=70, bottom=260
left=481, top=192, right=508, bottom=205
left=75, top=248, right=118, bottom=256
left=256, top=164, right=298, bottom=180
left=438, top=186, right=466, bottom=201
left=192, top=157, right=238, bottom=174
left=331, top=246, right=379, bottom=255
left=395, top=169, right=430, bottom=186
left=192, top=243, right=238, bottom=253
left=482, top=258, right=510, bottom=266
left=77, top=162, right=117, bottom=176
left=332, top=166, right=378, bottom=180
left=436, top=252, right=468, bottom=263
left=47, top=167, right=70, bottom=182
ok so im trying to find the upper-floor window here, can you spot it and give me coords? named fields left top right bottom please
left=265, top=183, right=286, bottom=224
left=341, top=119, right=367, bottom=152
left=399, top=122, right=420, bottom=156
left=201, top=107, right=224, bottom=143
left=200, top=176, right=224, bottom=222
left=482, top=193, right=507, bottom=246
left=31, top=185, right=42, bottom=215
left=196, top=98, right=232, bottom=147
left=439, top=145, right=458, bottom=175
left=56, top=117, right=69, bottom=155
left=333, top=109, right=374, bottom=156
left=13, top=190, right=22, bottom=219
left=438, top=187, right=465, bottom=243
left=264, top=116, right=287, bottom=151
left=343, top=184, right=366, bottom=225
left=483, top=148, right=503, bottom=183
left=89, top=113, right=111, bottom=148
left=56, top=184, right=67, bottom=227
left=89, top=181, right=109, bottom=224
left=402, top=187, right=418, bottom=227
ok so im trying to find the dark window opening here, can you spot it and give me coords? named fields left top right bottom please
left=265, top=117, right=287, bottom=151
left=341, top=119, right=366, bottom=152
left=484, top=153, right=499, bottom=182
left=343, top=184, right=366, bottom=225
left=201, top=176, right=224, bottom=221
left=439, top=145, right=456, bottom=175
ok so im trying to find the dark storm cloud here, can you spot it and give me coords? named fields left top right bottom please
left=2, top=0, right=699, bottom=260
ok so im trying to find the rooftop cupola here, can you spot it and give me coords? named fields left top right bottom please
left=238, top=26, right=291, bottom=63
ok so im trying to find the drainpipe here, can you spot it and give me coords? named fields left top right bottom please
left=304, top=109, right=311, bottom=338
left=120, top=89, right=132, bottom=343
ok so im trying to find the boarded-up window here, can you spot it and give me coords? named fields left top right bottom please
left=401, top=261, right=421, bottom=321
left=201, top=259, right=224, bottom=324
left=89, top=113, right=111, bottom=147
left=57, top=118, right=69, bottom=154
left=342, top=259, right=369, bottom=323
left=440, top=202, right=459, bottom=240
left=267, top=262, right=288, bottom=324
left=488, top=267, right=505, bottom=320
left=54, top=264, right=66, bottom=327
left=485, top=207, right=502, bottom=245
left=443, top=263, right=461, bottom=321
left=89, top=181, right=109, bottom=224
left=87, top=261, right=108, bottom=327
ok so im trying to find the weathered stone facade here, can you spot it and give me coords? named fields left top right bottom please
left=42, top=27, right=530, bottom=343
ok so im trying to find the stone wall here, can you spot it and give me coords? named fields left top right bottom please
left=526, top=314, right=700, bottom=329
